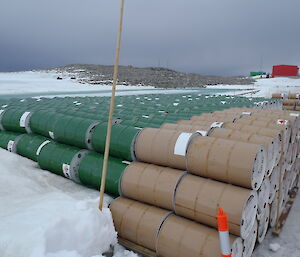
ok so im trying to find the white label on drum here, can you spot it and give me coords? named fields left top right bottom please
left=7, top=140, right=14, bottom=152
left=242, top=112, right=252, bottom=115
left=19, top=112, right=31, bottom=127
left=276, top=119, right=288, bottom=125
left=196, top=130, right=208, bottom=136
left=211, top=122, right=224, bottom=128
left=1, top=105, right=8, bottom=108
left=49, top=131, right=55, bottom=139
left=290, top=113, right=299, bottom=117
left=62, top=164, right=71, bottom=179
left=36, top=140, right=51, bottom=155
left=174, top=132, right=193, bottom=156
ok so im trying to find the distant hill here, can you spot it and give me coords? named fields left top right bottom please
left=49, top=64, right=254, bottom=88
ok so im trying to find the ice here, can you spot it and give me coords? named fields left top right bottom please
left=269, top=243, right=281, bottom=252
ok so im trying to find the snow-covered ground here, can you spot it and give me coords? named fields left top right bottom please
left=0, top=148, right=139, bottom=257
left=0, top=71, right=208, bottom=98
left=0, top=71, right=300, bottom=257
left=0, top=71, right=150, bottom=95
left=207, top=77, right=300, bottom=98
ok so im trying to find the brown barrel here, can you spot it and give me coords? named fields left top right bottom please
left=213, top=108, right=253, bottom=115
left=257, top=205, right=270, bottom=243
left=177, top=119, right=228, bottom=128
left=288, top=93, right=300, bottom=99
left=186, top=136, right=266, bottom=190
left=109, top=197, right=171, bottom=251
left=156, top=214, right=243, bottom=257
left=269, top=197, right=278, bottom=228
left=208, top=127, right=276, bottom=175
left=134, top=128, right=194, bottom=170
left=284, top=105, right=296, bottom=111
left=257, top=177, right=271, bottom=221
left=272, top=93, right=285, bottom=99
left=250, top=111, right=298, bottom=143
left=120, top=162, right=185, bottom=210
left=161, top=123, right=211, bottom=133
left=235, top=116, right=291, bottom=151
left=283, top=99, right=298, bottom=106
left=242, top=220, right=258, bottom=257
left=190, top=115, right=237, bottom=123
left=174, top=174, right=258, bottom=239
left=222, top=122, right=282, bottom=164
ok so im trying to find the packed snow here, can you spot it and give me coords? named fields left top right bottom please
left=0, top=149, right=137, bottom=257
left=207, top=77, right=300, bottom=98
left=0, top=71, right=206, bottom=98
left=0, top=71, right=150, bottom=95
left=0, top=71, right=300, bottom=257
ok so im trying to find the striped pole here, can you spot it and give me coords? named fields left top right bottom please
left=216, top=208, right=232, bottom=257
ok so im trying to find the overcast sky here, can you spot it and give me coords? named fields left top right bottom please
left=0, top=0, right=299, bottom=76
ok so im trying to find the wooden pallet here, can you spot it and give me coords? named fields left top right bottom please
left=273, top=186, right=299, bottom=236
left=118, top=238, right=156, bottom=257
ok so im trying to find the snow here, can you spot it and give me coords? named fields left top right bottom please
left=207, top=77, right=300, bottom=98
left=0, top=149, right=137, bottom=257
left=0, top=71, right=150, bottom=95
left=269, top=243, right=281, bottom=252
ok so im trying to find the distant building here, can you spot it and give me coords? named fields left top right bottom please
left=250, top=71, right=266, bottom=77
left=272, top=65, right=299, bottom=77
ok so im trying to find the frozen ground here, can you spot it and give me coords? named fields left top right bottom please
left=207, top=77, right=300, bottom=98
left=0, top=71, right=150, bottom=95
left=0, top=71, right=300, bottom=257
left=253, top=195, right=300, bottom=257
left=0, top=71, right=212, bottom=98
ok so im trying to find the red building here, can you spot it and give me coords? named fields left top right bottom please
left=272, top=65, right=299, bottom=77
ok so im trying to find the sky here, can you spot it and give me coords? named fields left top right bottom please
left=0, top=0, right=299, bottom=76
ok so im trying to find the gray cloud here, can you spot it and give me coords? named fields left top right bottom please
left=0, top=0, right=299, bottom=76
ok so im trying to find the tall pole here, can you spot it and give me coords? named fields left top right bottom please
left=99, top=0, right=125, bottom=210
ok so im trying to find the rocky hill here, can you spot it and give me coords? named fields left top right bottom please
left=50, top=64, right=254, bottom=88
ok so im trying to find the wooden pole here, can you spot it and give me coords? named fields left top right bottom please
left=99, top=0, right=125, bottom=210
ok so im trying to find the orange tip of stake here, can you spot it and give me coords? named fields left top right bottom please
left=216, top=208, right=229, bottom=232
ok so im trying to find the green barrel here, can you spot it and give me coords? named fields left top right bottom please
left=37, top=142, right=89, bottom=182
left=52, top=115, right=99, bottom=149
left=1, top=109, right=32, bottom=133
left=16, top=134, right=50, bottom=162
left=78, top=152, right=127, bottom=196
left=29, top=111, right=65, bottom=138
left=91, top=123, right=141, bottom=161
left=0, top=131, right=22, bottom=152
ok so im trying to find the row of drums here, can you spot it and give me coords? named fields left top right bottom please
left=272, top=92, right=300, bottom=111
left=110, top=107, right=300, bottom=257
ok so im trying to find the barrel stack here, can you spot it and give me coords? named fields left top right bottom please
left=110, top=105, right=300, bottom=257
